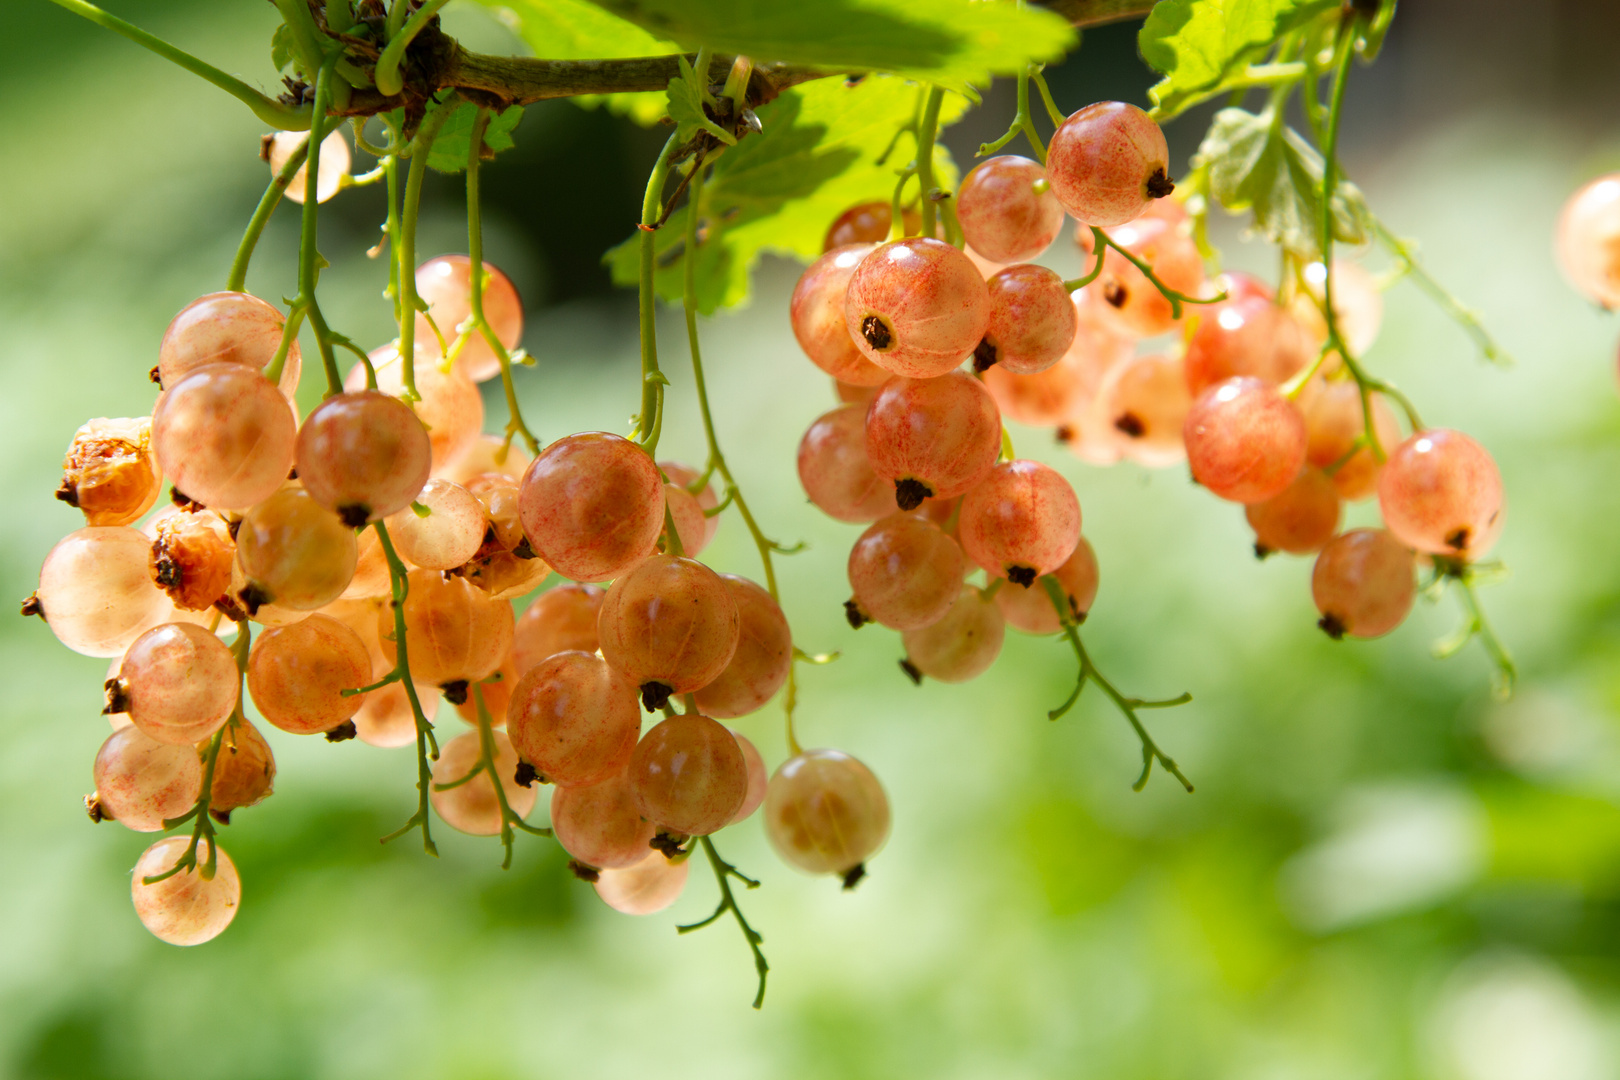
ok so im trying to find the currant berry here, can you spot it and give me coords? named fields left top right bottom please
left=957, top=155, right=1066, bottom=263
left=846, top=513, right=965, bottom=631
left=996, top=536, right=1099, bottom=634
left=148, top=509, right=234, bottom=612
left=901, top=585, right=1005, bottom=683
left=235, top=488, right=358, bottom=612
left=247, top=613, right=372, bottom=736
left=92, top=725, right=202, bottom=832
left=1312, top=529, right=1416, bottom=639
left=957, top=460, right=1081, bottom=586
left=518, top=432, right=664, bottom=582
left=628, top=713, right=748, bottom=837
left=429, top=729, right=536, bottom=836
left=844, top=238, right=990, bottom=378
left=978, top=264, right=1077, bottom=375
left=414, top=255, right=524, bottom=384
left=57, top=417, right=162, bottom=527
left=158, top=292, right=301, bottom=395
left=1556, top=174, right=1620, bottom=308
left=377, top=568, right=514, bottom=689
left=730, top=730, right=767, bottom=824
left=594, top=853, right=689, bottom=915
left=1184, top=296, right=1311, bottom=396
left=208, top=718, right=276, bottom=819
left=116, top=622, right=239, bottom=746
left=511, top=583, right=605, bottom=676
left=1376, top=429, right=1505, bottom=558
left=764, top=748, right=890, bottom=880
left=352, top=348, right=484, bottom=473
left=551, top=770, right=657, bottom=869
left=296, top=390, right=432, bottom=525
left=267, top=129, right=349, bottom=205
left=32, top=526, right=168, bottom=657
left=384, top=479, right=485, bottom=571
left=1046, top=102, right=1173, bottom=227
left=797, top=404, right=894, bottom=524
left=130, top=836, right=240, bottom=945
left=1299, top=379, right=1404, bottom=501
left=596, top=554, right=740, bottom=709
left=693, top=575, right=793, bottom=718
left=1184, top=377, right=1308, bottom=504
left=1097, top=352, right=1192, bottom=468
left=506, top=651, right=641, bottom=788
left=152, top=363, right=296, bottom=510
left=1080, top=217, right=1205, bottom=338
left=865, top=372, right=1002, bottom=510
left=1245, top=469, right=1342, bottom=556
left=791, top=244, right=892, bottom=386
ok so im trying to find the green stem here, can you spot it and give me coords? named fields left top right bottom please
left=375, top=0, right=452, bottom=97
left=226, top=140, right=308, bottom=293
left=677, top=835, right=769, bottom=1010
left=49, top=0, right=311, bottom=129
left=467, top=684, right=551, bottom=870
left=291, top=54, right=346, bottom=397
left=397, top=101, right=453, bottom=403
left=1372, top=219, right=1511, bottom=366
left=1042, top=577, right=1193, bottom=793
left=373, top=521, right=440, bottom=857
left=465, top=107, right=540, bottom=455
left=978, top=67, right=1046, bottom=163
left=1452, top=571, right=1517, bottom=700
left=1030, top=67, right=1066, bottom=127
left=914, top=87, right=946, bottom=238
left=635, top=133, right=682, bottom=452
left=1092, top=226, right=1223, bottom=316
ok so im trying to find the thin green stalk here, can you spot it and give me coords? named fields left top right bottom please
left=1373, top=219, right=1511, bottom=365
left=1042, top=577, right=1193, bottom=793
left=978, top=67, right=1046, bottom=163
left=375, top=0, right=452, bottom=96
left=635, top=133, right=682, bottom=453
left=48, top=0, right=310, bottom=129
left=397, top=101, right=454, bottom=403
left=677, top=835, right=768, bottom=1010
left=914, top=87, right=946, bottom=238
left=1091, top=226, right=1224, bottom=315
left=373, top=521, right=440, bottom=857
left=465, top=107, right=540, bottom=455
left=1030, top=67, right=1066, bottom=127
left=1449, top=572, right=1517, bottom=700
left=226, top=141, right=308, bottom=293
left=460, top=684, right=551, bottom=870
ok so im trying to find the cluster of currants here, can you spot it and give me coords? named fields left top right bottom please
left=27, top=248, right=887, bottom=948
left=793, top=101, right=1505, bottom=667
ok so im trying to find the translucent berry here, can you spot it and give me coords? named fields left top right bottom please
left=797, top=404, right=894, bottom=524
left=764, top=749, right=890, bottom=879
left=117, top=622, right=239, bottom=745
left=1245, top=469, right=1342, bottom=556
left=844, top=238, right=990, bottom=379
left=518, top=432, right=664, bottom=582
left=352, top=348, right=484, bottom=472
left=507, top=651, right=641, bottom=788
left=730, top=730, right=768, bottom=824
left=693, top=575, right=792, bottom=719
left=1291, top=259, right=1384, bottom=358
left=1376, top=429, right=1505, bottom=558
left=658, top=461, right=721, bottom=547
left=130, top=836, right=240, bottom=945
left=1555, top=174, right=1620, bottom=308
left=429, top=729, right=536, bottom=836
left=1299, top=379, right=1403, bottom=501
left=865, top=372, right=1002, bottom=509
left=235, top=488, right=357, bottom=612
left=384, top=479, right=485, bottom=571
left=247, top=613, right=372, bottom=735
left=92, top=725, right=202, bottom=832
left=377, top=569, right=514, bottom=688
left=978, top=264, right=1077, bottom=375
left=354, top=678, right=439, bottom=748
left=439, top=433, right=531, bottom=485
left=209, top=718, right=277, bottom=818
left=957, top=460, right=1081, bottom=586
left=158, top=291, right=301, bottom=395
left=148, top=509, right=234, bottom=612
left=596, top=555, right=740, bottom=708
left=339, top=525, right=394, bottom=600
left=414, top=255, right=524, bottom=384
left=512, top=583, right=605, bottom=676
left=1080, top=217, right=1205, bottom=338
left=57, top=417, right=161, bottom=527
left=996, top=536, right=1099, bottom=634
left=901, top=585, right=1005, bottom=683
left=957, top=155, right=1066, bottom=263
left=32, top=526, right=168, bottom=657
left=1184, top=377, right=1308, bottom=504
left=1184, top=297, right=1311, bottom=396
left=846, top=513, right=965, bottom=631
left=268, top=128, right=350, bottom=205
left=790, top=244, right=892, bottom=386
left=1312, top=529, right=1416, bottom=639
left=823, top=201, right=917, bottom=251
left=628, top=713, right=748, bottom=837
left=551, top=771, right=657, bottom=870
left=1046, top=102, right=1172, bottom=227
left=1097, top=352, right=1192, bottom=468
left=152, top=363, right=296, bottom=510
left=594, top=853, right=689, bottom=915
left=663, top=482, right=710, bottom=558
left=296, top=390, right=432, bottom=525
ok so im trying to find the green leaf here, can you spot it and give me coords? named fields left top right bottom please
left=464, top=0, right=677, bottom=125
left=269, top=23, right=295, bottom=75
left=424, top=103, right=526, bottom=173
left=1192, top=106, right=1369, bottom=259
left=584, top=0, right=1074, bottom=93
left=1139, top=0, right=1335, bottom=119
left=666, top=55, right=736, bottom=146
left=605, top=76, right=966, bottom=313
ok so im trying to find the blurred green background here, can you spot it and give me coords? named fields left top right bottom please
left=7, top=2, right=1620, bottom=1077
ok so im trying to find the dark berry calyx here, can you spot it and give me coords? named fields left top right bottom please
left=212, top=595, right=248, bottom=623
left=512, top=537, right=537, bottom=560
left=898, top=658, right=923, bottom=685
left=894, top=477, right=932, bottom=511
left=440, top=680, right=470, bottom=706
left=152, top=552, right=182, bottom=589
left=640, top=680, right=674, bottom=712
left=236, top=583, right=270, bottom=617
left=54, top=479, right=80, bottom=507
left=85, top=794, right=109, bottom=823
left=324, top=720, right=358, bottom=743
left=1253, top=543, right=1275, bottom=560
left=1055, top=424, right=1075, bottom=445
left=209, top=808, right=233, bottom=825
left=1113, top=412, right=1146, bottom=438
left=148, top=365, right=163, bottom=387
left=102, top=677, right=131, bottom=715
left=842, top=863, right=868, bottom=891
left=19, top=593, right=42, bottom=619
left=514, top=761, right=539, bottom=788
left=1005, top=565, right=1037, bottom=588
left=973, top=338, right=999, bottom=372
left=650, top=831, right=688, bottom=858
left=844, top=599, right=870, bottom=629
left=1317, top=613, right=1346, bottom=640
left=1145, top=167, right=1175, bottom=199
left=1444, top=527, right=1470, bottom=552
left=337, top=504, right=372, bottom=529
left=171, top=486, right=202, bottom=511
left=568, top=860, right=600, bottom=883
left=1102, top=279, right=1127, bottom=308
left=861, top=313, right=894, bottom=351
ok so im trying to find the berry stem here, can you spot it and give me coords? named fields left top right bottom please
left=226, top=139, right=308, bottom=294
left=396, top=100, right=454, bottom=404
left=374, top=0, right=452, bottom=97
left=677, top=835, right=769, bottom=1010
left=290, top=53, right=347, bottom=398
left=1089, top=226, right=1226, bottom=316
left=1063, top=238, right=1107, bottom=292
left=144, top=620, right=253, bottom=886
left=465, top=106, right=541, bottom=456
left=1042, top=576, right=1194, bottom=793
left=46, top=0, right=312, bottom=129
left=1434, top=565, right=1517, bottom=700
left=1372, top=218, right=1511, bottom=366
left=977, top=66, right=1047, bottom=163
left=1030, top=67, right=1066, bottom=128
left=373, top=520, right=441, bottom=857
left=914, top=87, right=947, bottom=239
left=467, top=683, right=552, bottom=871
left=634, top=133, right=682, bottom=454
